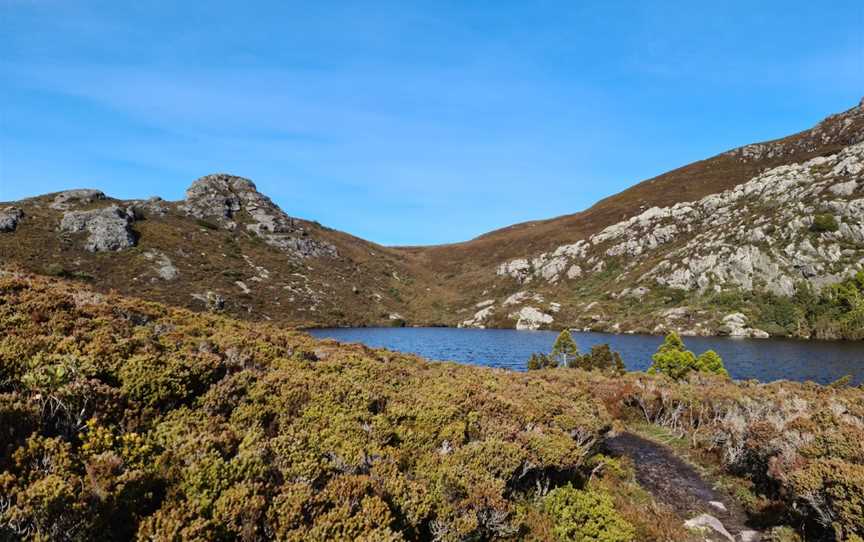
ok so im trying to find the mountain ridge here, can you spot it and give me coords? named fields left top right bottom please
left=2, top=97, right=863, bottom=337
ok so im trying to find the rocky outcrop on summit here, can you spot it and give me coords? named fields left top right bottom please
left=59, top=205, right=137, bottom=252
left=0, top=207, right=24, bottom=232
left=49, top=189, right=106, bottom=210
left=181, top=174, right=337, bottom=258
left=725, top=97, right=864, bottom=162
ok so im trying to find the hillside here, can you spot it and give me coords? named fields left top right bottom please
left=1, top=98, right=863, bottom=337
left=405, top=97, right=864, bottom=336
left=0, top=175, right=441, bottom=328
left=1, top=272, right=862, bottom=540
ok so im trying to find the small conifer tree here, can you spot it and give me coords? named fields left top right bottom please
left=695, top=350, right=728, bottom=377
left=551, top=329, right=579, bottom=367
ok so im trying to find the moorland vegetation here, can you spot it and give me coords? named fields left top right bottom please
left=0, top=272, right=862, bottom=541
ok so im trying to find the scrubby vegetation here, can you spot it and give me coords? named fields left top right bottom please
left=587, top=372, right=864, bottom=540
left=542, top=485, right=634, bottom=542
left=647, top=332, right=728, bottom=380
left=1, top=273, right=862, bottom=541
left=0, top=272, right=633, bottom=540
left=746, top=271, right=864, bottom=340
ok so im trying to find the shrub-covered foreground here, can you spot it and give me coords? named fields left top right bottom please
left=0, top=272, right=621, bottom=540
left=1, top=272, right=862, bottom=541
left=588, top=372, right=864, bottom=541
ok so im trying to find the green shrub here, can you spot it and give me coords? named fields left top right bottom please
left=810, top=214, right=839, bottom=233
left=569, top=344, right=626, bottom=375
left=527, top=352, right=557, bottom=370
left=544, top=485, right=635, bottom=542
left=788, top=459, right=864, bottom=539
left=647, top=332, right=728, bottom=380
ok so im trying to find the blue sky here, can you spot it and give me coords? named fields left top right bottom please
left=1, top=1, right=862, bottom=245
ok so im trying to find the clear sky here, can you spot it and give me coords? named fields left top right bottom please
left=1, top=1, right=862, bottom=245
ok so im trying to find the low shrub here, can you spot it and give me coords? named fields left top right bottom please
left=543, top=485, right=635, bottom=542
left=810, top=213, right=839, bottom=233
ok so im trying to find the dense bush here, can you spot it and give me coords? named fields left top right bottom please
left=527, top=352, right=558, bottom=370
left=568, top=344, right=626, bottom=375
left=1, top=272, right=860, bottom=540
left=543, top=485, right=635, bottom=542
left=0, top=272, right=615, bottom=540
left=647, top=332, right=728, bottom=379
left=528, top=331, right=625, bottom=375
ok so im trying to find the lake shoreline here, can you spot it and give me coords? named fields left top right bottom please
left=308, top=326, right=864, bottom=386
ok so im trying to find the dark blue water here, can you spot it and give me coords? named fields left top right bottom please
left=308, top=327, right=864, bottom=385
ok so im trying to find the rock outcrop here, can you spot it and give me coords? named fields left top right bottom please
left=683, top=513, right=735, bottom=542
left=143, top=250, right=178, bottom=281
left=181, top=174, right=337, bottom=258
left=59, top=205, right=137, bottom=252
left=720, top=313, right=769, bottom=339
left=511, top=306, right=554, bottom=330
left=495, top=140, right=864, bottom=334
left=50, top=189, right=106, bottom=210
left=0, top=207, right=23, bottom=232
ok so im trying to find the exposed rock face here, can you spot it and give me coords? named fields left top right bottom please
left=498, top=142, right=864, bottom=303
left=191, top=291, right=225, bottom=312
left=130, top=197, right=169, bottom=217
left=460, top=304, right=496, bottom=328
left=181, top=174, right=337, bottom=258
left=50, top=189, right=106, bottom=210
left=0, top=207, right=23, bottom=232
left=721, top=313, right=769, bottom=339
left=511, top=306, right=554, bottom=330
left=59, top=205, right=136, bottom=252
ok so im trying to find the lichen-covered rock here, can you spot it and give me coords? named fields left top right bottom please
left=191, top=291, right=225, bottom=311
left=143, top=250, right=178, bottom=280
left=59, top=205, right=136, bottom=252
left=511, top=306, right=554, bottom=330
left=181, top=173, right=337, bottom=258
left=720, top=313, right=769, bottom=339
left=0, top=207, right=23, bottom=232
left=684, top=513, right=734, bottom=542
left=130, top=196, right=169, bottom=217
left=181, top=174, right=251, bottom=220
left=50, top=189, right=106, bottom=210
left=460, top=304, right=495, bottom=328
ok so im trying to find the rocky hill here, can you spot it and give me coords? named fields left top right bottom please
left=419, top=97, right=864, bottom=338
left=0, top=174, right=440, bottom=327
left=1, top=98, right=863, bottom=338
